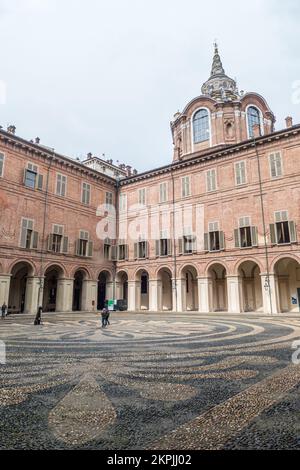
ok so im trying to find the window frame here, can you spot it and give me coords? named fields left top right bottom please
left=81, top=182, right=91, bottom=205
left=235, top=160, right=247, bottom=186
left=181, top=175, right=191, bottom=198
left=0, top=152, right=5, bottom=177
left=56, top=173, right=67, bottom=197
left=192, top=107, right=211, bottom=145
left=246, top=105, right=264, bottom=139
left=206, top=168, right=217, bottom=192
left=269, top=152, right=283, bottom=179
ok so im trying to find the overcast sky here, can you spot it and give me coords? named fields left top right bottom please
left=0, top=0, right=299, bottom=171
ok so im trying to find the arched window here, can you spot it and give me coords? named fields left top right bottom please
left=193, top=109, right=210, bottom=143
left=247, top=106, right=261, bottom=138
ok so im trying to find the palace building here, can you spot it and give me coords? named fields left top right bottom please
left=0, top=45, right=299, bottom=315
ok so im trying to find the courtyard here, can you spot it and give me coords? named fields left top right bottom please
left=0, top=311, right=300, bottom=450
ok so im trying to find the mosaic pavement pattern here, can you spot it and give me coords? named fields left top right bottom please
left=0, top=312, right=300, bottom=449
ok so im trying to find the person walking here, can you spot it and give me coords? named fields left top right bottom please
left=34, top=306, right=42, bottom=325
left=1, top=302, right=7, bottom=319
left=101, top=307, right=109, bottom=328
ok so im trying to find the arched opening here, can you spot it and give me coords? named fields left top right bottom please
left=43, top=265, right=64, bottom=312
left=135, top=270, right=149, bottom=311
left=193, top=108, right=210, bottom=143
left=8, top=261, right=34, bottom=314
left=73, top=270, right=87, bottom=311
left=157, top=268, right=173, bottom=311
left=238, top=261, right=262, bottom=312
left=274, top=257, right=300, bottom=313
left=97, top=271, right=111, bottom=310
left=207, top=263, right=228, bottom=312
left=181, top=266, right=198, bottom=311
left=116, top=271, right=128, bottom=310
left=247, top=105, right=262, bottom=138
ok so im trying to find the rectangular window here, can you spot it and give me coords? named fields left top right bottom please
left=234, top=217, right=258, bottom=249
left=52, top=225, right=63, bottom=252
left=235, top=161, right=246, bottom=185
left=206, top=169, right=217, bottom=192
left=138, top=241, right=147, bottom=258
left=0, top=152, right=4, bottom=177
left=159, top=182, right=168, bottom=203
left=56, top=174, right=67, bottom=197
left=105, top=191, right=113, bottom=209
left=273, top=211, right=295, bottom=244
left=209, top=222, right=220, bottom=251
left=182, top=176, right=191, bottom=198
left=20, top=218, right=38, bottom=249
left=24, top=163, right=43, bottom=190
left=118, top=243, right=128, bottom=261
left=269, top=152, right=283, bottom=178
left=138, top=188, right=146, bottom=205
left=76, top=230, right=93, bottom=257
left=82, top=182, right=91, bottom=205
left=119, top=193, right=127, bottom=212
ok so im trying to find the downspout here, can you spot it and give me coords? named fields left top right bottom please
left=170, top=163, right=178, bottom=312
left=113, top=177, right=120, bottom=306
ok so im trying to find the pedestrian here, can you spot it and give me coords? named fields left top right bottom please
left=1, top=302, right=7, bottom=319
left=34, top=306, right=42, bottom=325
left=101, top=307, right=108, bottom=328
left=105, top=308, right=110, bottom=326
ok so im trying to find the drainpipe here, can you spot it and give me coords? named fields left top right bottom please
left=113, top=176, right=121, bottom=308
left=170, top=163, right=178, bottom=312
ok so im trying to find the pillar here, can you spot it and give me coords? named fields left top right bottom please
left=261, top=273, right=278, bottom=314
left=149, top=279, right=159, bottom=311
left=25, top=276, right=41, bottom=314
left=81, top=280, right=98, bottom=312
left=106, top=281, right=114, bottom=301
left=127, top=280, right=137, bottom=311
left=198, top=277, right=210, bottom=313
left=226, top=275, right=242, bottom=314
left=56, top=278, right=74, bottom=312
left=0, top=274, right=10, bottom=306
left=172, top=278, right=183, bottom=312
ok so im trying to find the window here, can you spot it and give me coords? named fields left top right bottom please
left=0, top=153, right=4, bottom=177
left=119, top=193, right=127, bottom=212
left=247, top=106, right=261, bottom=138
left=118, top=242, right=128, bottom=261
left=47, top=224, right=68, bottom=253
left=270, top=211, right=296, bottom=245
left=82, top=182, right=91, bottom=205
left=179, top=228, right=196, bottom=255
left=138, top=188, right=146, bottom=205
left=105, top=191, right=113, bottom=209
left=159, top=182, right=168, bottom=203
left=204, top=222, right=225, bottom=252
left=103, top=237, right=111, bottom=259
left=206, top=169, right=217, bottom=192
left=20, top=218, right=38, bottom=249
left=269, top=152, right=282, bottom=178
left=235, top=161, right=246, bottom=185
left=134, top=239, right=148, bottom=259
left=156, top=230, right=171, bottom=257
left=76, top=230, right=93, bottom=257
left=182, top=176, right=191, bottom=197
left=234, top=217, right=258, bottom=248
left=193, top=109, right=210, bottom=143
left=24, top=163, right=43, bottom=190
left=56, top=174, right=67, bottom=197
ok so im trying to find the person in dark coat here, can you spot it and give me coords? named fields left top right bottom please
left=34, top=306, right=42, bottom=325
left=1, top=302, right=7, bottom=319
left=101, top=307, right=110, bottom=328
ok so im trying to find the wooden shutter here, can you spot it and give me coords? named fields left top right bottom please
left=167, top=239, right=172, bottom=256
left=155, top=240, right=160, bottom=257
left=31, top=231, right=38, bottom=249
left=111, top=245, right=117, bottom=261
left=219, top=231, right=225, bottom=250
left=47, top=234, right=54, bottom=251
left=234, top=229, right=240, bottom=248
left=125, top=244, right=129, bottom=260
left=289, top=221, right=297, bottom=243
left=62, top=236, right=69, bottom=254
left=204, top=233, right=209, bottom=251
left=20, top=219, right=28, bottom=248
left=75, top=239, right=79, bottom=256
left=37, top=174, right=43, bottom=190
left=134, top=243, right=138, bottom=259
left=145, top=241, right=149, bottom=258
left=251, top=226, right=258, bottom=246
left=88, top=240, right=93, bottom=257
left=178, top=238, right=183, bottom=255
left=192, top=236, right=197, bottom=253
left=269, top=224, right=276, bottom=244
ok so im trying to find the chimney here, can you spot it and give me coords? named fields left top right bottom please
left=285, top=116, right=293, bottom=128
left=252, top=123, right=261, bottom=138
left=7, top=125, right=16, bottom=135
left=35, top=137, right=40, bottom=144
left=87, top=152, right=92, bottom=159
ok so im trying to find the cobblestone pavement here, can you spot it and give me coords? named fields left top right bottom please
left=0, top=312, right=300, bottom=450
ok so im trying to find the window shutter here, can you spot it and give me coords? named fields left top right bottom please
left=178, top=238, right=183, bottom=255
left=204, top=233, right=209, bottom=251
left=269, top=224, right=276, bottom=244
left=23, top=168, right=28, bottom=185
left=192, top=236, right=197, bottom=253
left=145, top=241, right=149, bottom=258
left=125, top=244, right=129, bottom=260
left=37, top=174, right=43, bottom=190
left=289, top=221, right=297, bottom=243
left=32, top=231, right=38, bottom=249
left=75, top=239, right=80, bottom=256
left=251, top=226, right=258, bottom=246
left=167, top=239, right=172, bottom=256
left=134, top=243, right=138, bottom=259
left=219, top=231, right=225, bottom=250
left=155, top=240, right=160, bottom=257
left=234, top=229, right=240, bottom=248
left=88, top=240, right=93, bottom=257
left=48, top=234, right=54, bottom=251
left=20, top=219, right=28, bottom=247
left=111, top=245, right=117, bottom=261
left=62, top=236, right=69, bottom=254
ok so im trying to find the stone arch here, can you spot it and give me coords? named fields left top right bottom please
left=135, top=268, right=150, bottom=311
left=234, top=257, right=264, bottom=276
left=157, top=267, right=173, bottom=311
left=274, top=256, right=300, bottom=313
left=8, top=260, right=36, bottom=313
left=204, top=260, right=228, bottom=277
left=180, top=265, right=199, bottom=311
left=116, top=270, right=128, bottom=310
left=9, top=259, right=36, bottom=277
left=43, top=264, right=66, bottom=312
left=237, top=260, right=263, bottom=313
left=270, top=253, right=300, bottom=273
left=72, top=268, right=90, bottom=312
left=97, top=269, right=113, bottom=310
left=207, top=263, right=228, bottom=312
left=70, top=265, right=92, bottom=280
